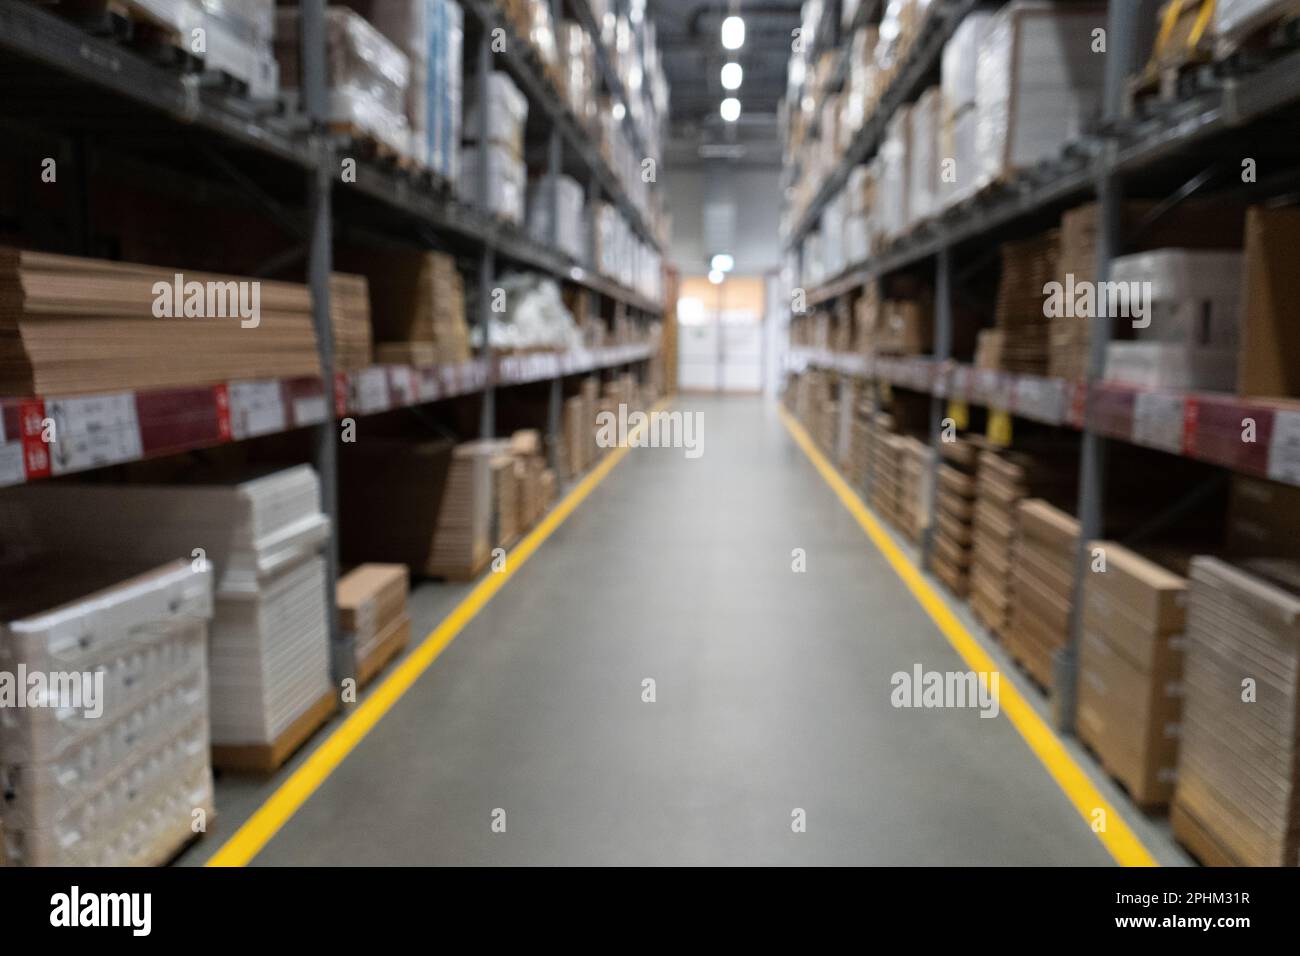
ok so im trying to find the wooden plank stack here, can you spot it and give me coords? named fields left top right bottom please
left=337, top=563, right=410, bottom=686
left=336, top=247, right=470, bottom=366
left=1005, top=499, right=1079, bottom=691
left=994, top=231, right=1059, bottom=375
left=930, top=437, right=978, bottom=598
left=330, top=272, right=374, bottom=372
left=1174, top=556, right=1300, bottom=866
left=1077, top=542, right=1186, bottom=808
left=970, top=450, right=1024, bottom=637
left=0, top=247, right=321, bottom=396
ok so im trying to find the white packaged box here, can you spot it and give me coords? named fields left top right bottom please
left=974, top=1, right=1106, bottom=190
left=908, top=87, right=942, bottom=226
left=464, top=70, right=528, bottom=160
left=462, top=143, right=527, bottom=224
left=877, top=105, right=912, bottom=240
left=1110, top=249, right=1244, bottom=347
left=941, top=10, right=995, bottom=118
left=527, top=174, right=588, bottom=263
left=198, top=0, right=278, bottom=99
left=0, top=559, right=215, bottom=867
left=1105, top=341, right=1239, bottom=393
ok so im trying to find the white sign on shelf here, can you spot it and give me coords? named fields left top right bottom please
left=228, top=381, right=288, bottom=439
left=1267, top=409, right=1300, bottom=485
left=1014, top=376, right=1067, bottom=426
left=293, top=395, right=328, bottom=426
left=45, top=393, right=143, bottom=475
left=352, top=368, right=391, bottom=414
left=1133, top=391, right=1186, bottom=455
left=0, top=441, right=25, bottom=487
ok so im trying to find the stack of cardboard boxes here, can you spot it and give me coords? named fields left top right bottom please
left=1175, top=556, right=1300, bottom=866
left=1076, top=542, right=1186, bottom=808
left=930, top=438, right=979, bottom=598
left=867, top=414, right=904, bottom=529
left=337, top=563, right=411, bottom=686
left=1005, top=500, right=1079, bottom=690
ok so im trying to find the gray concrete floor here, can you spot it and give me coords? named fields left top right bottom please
left=181, top=395, right=1177, bottom=866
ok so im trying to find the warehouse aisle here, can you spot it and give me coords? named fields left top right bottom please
left=243, top=396, right=1115, bottom=865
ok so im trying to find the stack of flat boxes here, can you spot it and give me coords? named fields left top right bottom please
left=994, top=231, right=1060, bottom=375
left=930, top=438, right=978, bottom=598
left=867, top=415, right=903, bottom=529
left=845, top=401, right=873, bottom=491
left=1005, top=500, right=1078, bottom=691
left=969, top=450, right=1025, bottom=638
left=337, top=564, right=410, bottom=686
left=0, top=561, right=215, bottom=866
left=1174, top=556, right=1300, bottom=866
left=896, top=437, right=930, bottom=544
left=1077, top=543, right=1186, bottom=808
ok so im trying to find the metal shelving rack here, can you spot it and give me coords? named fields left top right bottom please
left=0, top=0, right=668, bottom=683
left=783, top=0, right=1300, bottom=731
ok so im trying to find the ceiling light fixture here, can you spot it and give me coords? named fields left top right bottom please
left=720, top=97, right=741, bottom=122
left=721, top=62, right=743, bottom=90
left=708, top=269, right=725, bottom=285
left=711, top=253, right=735, bottom=273
left=721, top=15, right=745, bottom=50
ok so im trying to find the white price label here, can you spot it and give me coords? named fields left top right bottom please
left=228, top=381, right=287, bottom=439
left=1014, top=377, right=1066, bottom=425
left=1133, top=392, right=1185, bottom=455
left=352, top=368, right=390, bottom=414
left=293, top=395, right=328, bottom=426
left=1267, top=409, right=1300, bottom=485
left=0, top=441, right=24, bottom=487
left=45, top=393, right=143, bottom=474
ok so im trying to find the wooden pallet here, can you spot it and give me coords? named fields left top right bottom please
left=211, top=690, right=338, bottom=775
left=1171, top=800, right=1243, bottom=867
left=1077, top=738, right=1169, bottom=813
left=331, top=124, right=415, bottom=172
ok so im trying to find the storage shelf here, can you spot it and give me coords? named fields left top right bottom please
left=786, top=0, right=980, bottom=248
left=790, top=21, right=1300, bottom=290
left=0, top=345, right=657, bottom=487
left=787, top=348, right=1300, bottom=487
left=0, top=0, right=664, bottom=310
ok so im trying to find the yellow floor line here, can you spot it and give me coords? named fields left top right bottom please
left=777, top=404, right=1158, bottom=867
left=206, top=399, right=671, bottom=867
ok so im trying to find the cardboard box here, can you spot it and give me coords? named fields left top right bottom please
left=1085, top=541, right=1187, bottom=633
left=1226, top=474, right=1300, bottom=561
left=1240, top=206, right=1300, bottom=398
left=1077, top=629, right=1182, bottom=806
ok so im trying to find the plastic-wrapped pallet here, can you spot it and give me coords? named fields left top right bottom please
left=465, top=71, right=528, bottom=159
left=907, top=87, right=942, bottom=227
left=428, top=0, right=464, bottom=183
left=276, top=7, right=411, bottom=156
left=0, top=559, right=214, bottom=866
left=1103, top=249, right=1243, bottom=392
left=1215, top=0, right=1300, bottom=54
left=939, top=11, right=993, bottom=209
left=973, top=2, right=1106, bottom=192
left=527, top=174, right=587, bottom=263
left=877, top=106, right=911, bottom=241
left=0, top=467, right=334, bottom=753
left=559, top=20, right=597, bottom=129
left=471, top=273, right=583, bottom=353
left=822, top=193, right=846, bottom=279
left=199, top=0, right=278, bottom=99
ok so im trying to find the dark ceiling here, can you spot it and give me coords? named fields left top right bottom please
left=648, top=0, right=801, bottom=132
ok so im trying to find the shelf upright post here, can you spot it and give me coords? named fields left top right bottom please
left=301, top=0, right=349, bottom=687
left=921, top=246, right=952, bottom=567
left=1057, top=0, right=1144, bottom=732
left=476, top=25, right=496, bottom=440
left=547, top=122, right=564, bottom=472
